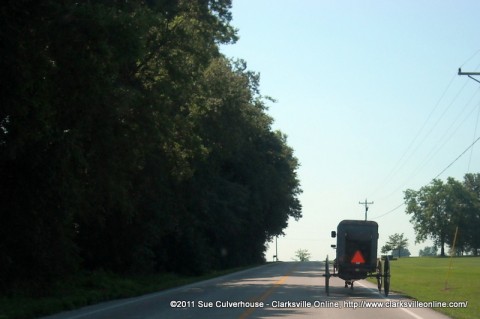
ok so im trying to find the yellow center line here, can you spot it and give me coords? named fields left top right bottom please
left=238, top=264, right=298, bottom=319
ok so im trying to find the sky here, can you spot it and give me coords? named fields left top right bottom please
left=220, top=0, right=480, bottom=261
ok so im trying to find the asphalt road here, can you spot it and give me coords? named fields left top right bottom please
left=41, top=261, right=452, bottom=319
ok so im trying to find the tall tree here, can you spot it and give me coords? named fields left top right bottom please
left=404, top=176, right=480, bottom=257
left=462, top=173, right=480, bottom=255
left=443, top=177, right=476, bottom=255
left=0, top=0, right=303, bottom=294
left=404, top=179, right=452, bottom=256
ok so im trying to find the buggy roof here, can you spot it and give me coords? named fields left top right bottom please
left=337, top=220, right=378, bottom=234
left=338, top=219, right=378, bottom=227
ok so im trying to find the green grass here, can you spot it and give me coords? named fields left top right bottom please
left=369, top=256, right=480, bottom=319
left=0, top=265, right=260, bottom=319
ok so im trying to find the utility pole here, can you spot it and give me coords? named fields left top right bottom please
left=273, top=236, right=278, bottom=262
left=359, top=199, right=374, bottom=221
left=459, top=68, right=480, bottom=171
left=458, top=68, right=480, bottom=84
left=275, top=236, right=278, bottom=261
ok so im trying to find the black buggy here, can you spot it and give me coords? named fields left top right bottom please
left=323, top=219, right=390, bottom=296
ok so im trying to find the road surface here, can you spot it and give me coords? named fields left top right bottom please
left=41, top=261, right=453, bottom=319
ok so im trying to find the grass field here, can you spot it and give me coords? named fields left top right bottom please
left=370, top=256, right=479, bottom=319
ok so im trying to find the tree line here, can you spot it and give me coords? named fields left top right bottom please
left=0, top=0, right=302, bottom=294
left=404, top=173, right=480, bottom=256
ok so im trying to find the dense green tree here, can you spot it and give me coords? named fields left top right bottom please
left=398, top=247, right=411, bottom=257
left=405, top=179, right=451, bottom=256
left=404, top=175, right=480, bottom=257
left=174, top=56, right=302, bottom=271
left=443, top=177, right=476, bottom=255
left=462, top=173, right=480, bottom=255
left=0, top=0, right=302, bottom=294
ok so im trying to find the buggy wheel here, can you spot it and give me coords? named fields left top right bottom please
left=325, top=256, right=330, bottom=296
left=384, top=257, right=391, bottom=297
left=376, top=259, right=382, bottom=293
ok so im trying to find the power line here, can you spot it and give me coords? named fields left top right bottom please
left=407, top=91, right=480, bottom=185
left=433, top=135, right=480, bottom=180
left=468, top=102, right=480, bottom=172
left=372, top=63, right=480, bottom=203
left=394, top=64, right=480, bottom=194
left=372, top=53, right=480, bottom=200
left=371, top=126, right=480, bottom=220
left=460, top=48, right=480, bottom=68
left=369, top=73, right=457, bottom=198
left=459, top=63, right=480, bottom=172
left=370, top=61, right=480, bottom=221
left=370, top=202, right=404, bottom=220
left=430, top=65, right=480, bottom=179
left=371, top=76, right=471, bottom=203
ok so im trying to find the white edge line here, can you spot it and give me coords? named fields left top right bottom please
left=356, top=281, right=424, bottom=319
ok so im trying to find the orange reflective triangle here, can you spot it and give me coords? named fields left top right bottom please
left=351, top=250, right=365, bottom=264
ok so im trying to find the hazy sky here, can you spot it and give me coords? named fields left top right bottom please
left=221, top=0, right=480, bottom=261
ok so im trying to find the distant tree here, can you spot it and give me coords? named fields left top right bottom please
left=398, top=247, right=411, bottom=257
left=419, top=246, right=437, bottom=257
left=385, top=233, right=409, bottom=258
left=381, top=244, right=410, bottom=257
left=404, top=179, right=451, bottom=256
left=405, top=177, right=480, bottom=257
left=294, top=249, right=311, bottom=262
left=381, top=244, right=393, bottom=255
